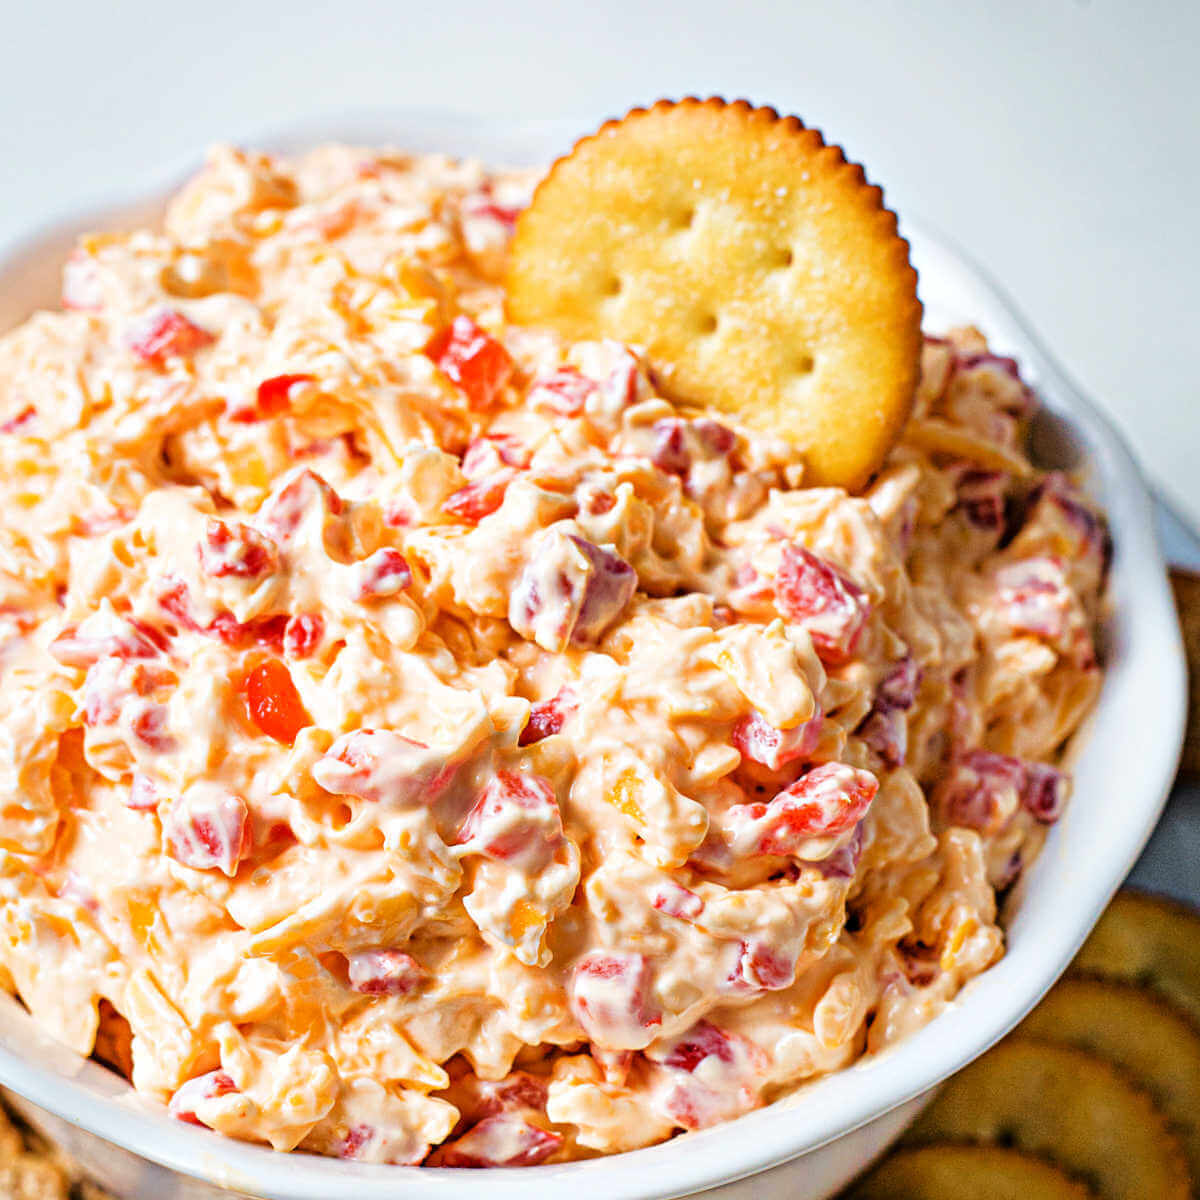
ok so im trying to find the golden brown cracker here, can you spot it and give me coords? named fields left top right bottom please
left=1170, top=568, right=1200, bottom=776
left=1072, top=889, right=1200, bottom=1027
left=506, top=98, right=923, bottom=491
left=904, top=1039, right=1190, bottom=1200
left=847, top=1144, right=1098, bottom=1199
left=1018, top=976, right=1200, bottom=1183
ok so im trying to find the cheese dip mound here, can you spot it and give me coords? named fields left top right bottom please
left=0, top=146, right=1107, bottom=1166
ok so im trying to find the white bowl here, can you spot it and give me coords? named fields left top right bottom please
left=0, top=112, right=1187, bottom=1200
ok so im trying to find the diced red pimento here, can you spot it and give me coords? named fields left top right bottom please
left=461, top=184, right=523, bottom=231
left=454, top=770, right=563, bottom=866
left=732, top=709, right=823, bottom=772
left=168, top=1070, right=238, bottom=1126
left=650, top=417, right=737, bottom=478
left=662, top=1021, right=735, bottom=1073
left=425, top=316, right=513, bottom=411
left=461, top=433, right=529, bottom=476
left=650, top=1020, right=767, bottom=1131
left=651, top=881, right=705, bottom=922
left=334, top=1125, right=374, bottom=1160
left=937, top=748, right=1068, bottom=831
left=258, top=470, right=343, bottom=541
left=569, top=951, right=661, bottom=1047
left=856, top=655, right=921, bottom=768
left=131, top=703, right=176, bottom=752
left=49, top=615, right=170, bottom=669
left=228, top=373, right=315, bottom=422
left=442, top=473, right=512, bottom=523
left=354, top=548, right=412, bottom=600
left=955, top=469, right=1009, bottom=534
left=732, top=939, right=795, bottom=991
left=128, top=309, right=215, bottom=366
left=199, top=519, right=279, bottom=579
left=282, top=613, right=324, bottom=658
left=437, top=1113, right=562, bottom=1168
left=126, top=772, right=160, bottom=811
left=209, top=611, right=288, bottom=653
left=990, top=556, right=1076, bottom=642
left=526, top=366, right=597, bottom=417
left=0, top=406, right=36, bottom=435
left=725, top=762, right=879, bottom=857
left=510, top=532, right=637, bottom=652
left=163, top=788, right=251, bottom=876
left=518, top=687, right=577, bottom=747
left=774, top=544, right=870, bottom=664
left=312, top=729, right=451, bottom=808
left=346, top=949, right=427, bottom=996
left=240, top=658, right=310, bottom=744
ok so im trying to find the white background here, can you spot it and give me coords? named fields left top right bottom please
left=3, top=0, right=1198, bottom=520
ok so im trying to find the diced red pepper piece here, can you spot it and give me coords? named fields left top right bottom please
left=726, top=762, right=879, bottom=856
left=126, top=772, right=160, bottom=811
left=0, top=406, right=36, bottom=435
left=775, top=544, right=870, bottom=664
left=526, top=366, right=597, bottom=417
left=49, top=616, right=170, bottom=668
left=510, top=532, right=637, bottom=651
left=442, top=473, right=512, bottom=522
left=732, top=709, right=822, bottom=772
left=461, top=434, right=529, bottom=476
left=437, top=1113, right=562, bottom=1168
left=199, top=519, right=279, bottom=579
left=937, top=749, right=1068, bottom=830
left=651, top=418, right=691, bottom=475
left=518, top=687, right=577, bottom=747
left=426, top=316, right=513, bottom=411
left=252, top=373, right=314, bottom=419
left=282, top=613, right=324, bottom=658
left=346, top=949, right=427, bottom=996
left=991, top=557, right=1074, bottom=641
left=209, top=611, right=289, bottom=653
left=129, top=309, right=215, bottom=366
left=732, top=940, right=795, bottom=991
left=355, top=548, right=412, bottom=600
left=454, top=770, right=562, bottom=866
left=856, top=656, right=921, bottom=768
left=240, top=658, right=310, bottom=744
left=131, top=703, right=176, bottom=752
left=163, top=789, right=251, bottom=876
left=312, top=729, right=451, bottom=808
left=569, top=951, right=661, bottom=1046
left=168, top=1070, right=238, bottom=1126
left=258, top=470, right=343, bottom=540
left=651, top=881, right=704, bottom=922
left=662, top=1021, right=735, bottom=1072
left=955, top=469, right=1008, bottom=533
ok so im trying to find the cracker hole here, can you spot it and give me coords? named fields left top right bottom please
left=676, top=207, right=696, bottom=230
left=774, top=246, right=795, bottom=269
left=602, top=276, right=623, bottom=298
left=698, top=312, right=719, bottom=335
left=795, top=352, right=815, bottom=375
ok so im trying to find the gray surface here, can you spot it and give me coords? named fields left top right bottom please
left=1131, top=500, right=1200, bottom=904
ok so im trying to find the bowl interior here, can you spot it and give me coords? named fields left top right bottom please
left=0, top=113, right=1186, bottom=1200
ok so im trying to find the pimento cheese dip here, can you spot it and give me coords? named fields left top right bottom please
left=0, top=145, right=1106, bottom=1166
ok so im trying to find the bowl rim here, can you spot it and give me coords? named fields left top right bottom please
left=0, top=110, right=1187, bottom=1200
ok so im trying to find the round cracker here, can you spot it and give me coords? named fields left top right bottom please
left=1017, top=977, right=1200, bottom=1183
left=506, top=98, right=923, bottom=491
left=1072, top=890, right=1200, bottom=1027
left=1170, top=568, right=1200, bottom=776
left=904, top=1039, right=1190, bottom=1200
left=847, top=1144, right=1097, bottom=1199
